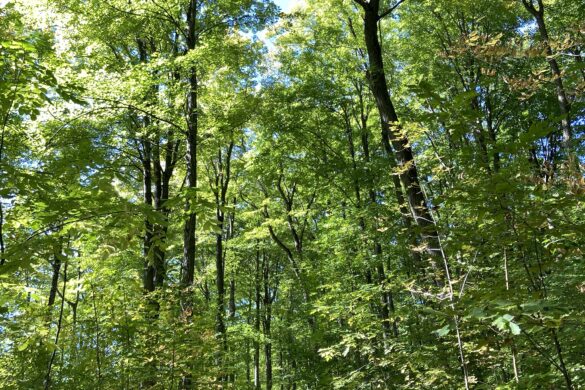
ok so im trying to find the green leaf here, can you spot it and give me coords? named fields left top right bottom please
left=17, top=339, right=30, bottom=352
left=435, top=324, right=450, bottom=337
left=509, top=322, right=521, bottom=336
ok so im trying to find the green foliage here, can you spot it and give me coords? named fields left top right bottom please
left=0, top=0, right=584, bottom=388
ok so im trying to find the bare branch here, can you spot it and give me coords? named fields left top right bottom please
left=378, top=0, right=406, bottom=20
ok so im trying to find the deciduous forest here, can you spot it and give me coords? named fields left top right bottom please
left=0, top=0, right=584, bottom=388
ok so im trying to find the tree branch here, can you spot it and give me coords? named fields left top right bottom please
left=378, top=0, right=406, bottom=20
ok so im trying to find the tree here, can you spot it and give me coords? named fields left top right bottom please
left=0, top=0, right=583, bottom=388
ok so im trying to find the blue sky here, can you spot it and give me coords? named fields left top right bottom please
left=273, top=0, right=302, bottom=13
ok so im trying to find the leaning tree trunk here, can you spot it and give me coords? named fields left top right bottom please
left=521, top=0, right=577, bottom=178
left=353, top=0, right=442, bottom=271
left=352, top=1, right=468, bottom=387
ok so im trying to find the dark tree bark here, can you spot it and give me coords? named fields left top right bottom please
left=209, top=141, right=234, bottom=383
left=352, top=2, right=471, bottom=386
left=263, top=252, right=275, bottom=390
left=44, top=254, right=68, bottom=390
left=179, top=4, right=199, bottom=389
left=353, top=0, right=442, bottom=269
left=228, top=203, right=236, bottom=321
left=47, top=246, right=62, bottom=307
left=151, top=131, right=165, bottom=289
left=140, top=133, right=156, bottom=294
left=136, top=38, right=158, bottom=297
left=182, top=0, right=198, bottom=291
left=254, top=249, right=261, bottom=390
left=521, top=0, right=573, bottom=151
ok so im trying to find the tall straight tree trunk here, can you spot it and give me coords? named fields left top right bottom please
left=254, top=249, right=261, bottom=390
left=152, top=131, right=166, bottom=289
left=263, top=253, right=274, bottom=390
left=215, top=207, right=226, bottom=377
left=137, top=38, right=157, bottom=297
left=212, top=141, right=233, bottom=383
left=182, top=0, right=198, bottom=292
left=135, top=37, right=177, bottom=381
left=180, top=3, right=199, bottom=388
left=141, top=135, right=156, bottom=294
left=246, top=289, right=253, bottom=386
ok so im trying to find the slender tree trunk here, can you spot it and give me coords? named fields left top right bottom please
left=345, top=92, right=399, bottom=340
left=215, top=207, right=227, bottom=376
left=228, top=277, right=236, bottom=383
left=504, top=249, right=520, bottom=382
left=263, top=257, right=273, bottom=390
left=522, top=0, right=573, bottom=152
left=213, top=142, right=234, bottom=383
left=140, top=131, right=159, bottom=387
left=48, top=246, right=62, bottom=307
left=152, top=132, right=167, bottom=290
left=485, top=91, right=501, bottom=172
left=91, top=283, right=102, bottom=389
left=267, top=180, right=315, bottom=329
left=254, top=249, right=261, bottom=390
left=141, top=135, right=156, bottom=294
left=550, top=329, right=573, bottom=389
left=45, top=257, right=67, bottom=390
left=264, top=315, right=273, bottom=390
left=0, top=200, right=4, bottom=265
left=246, top=288, right=253, bottom=386
left=136, top=38, right=172, bottom=327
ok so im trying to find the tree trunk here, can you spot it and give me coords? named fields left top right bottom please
left=355, top=0, right=442, bottom=266
left=353, top=1, right=468, bottom=386
left=180, top=4, right=199, bottom=389
left=141, top=135, right=156, bottom=294
left=263, top=254, right=273, bottom=390
left=44, top=256, right=67, bottom=390
left=182, top=0, right=198, bottom=292
left=0, top=200, right=4, bottom=266
left=152, top=132, right=166, bottom=289
left=254, top=249, right=261, bottom=390
left=522, top=0, right=572, bottom=152
left=215, top=207, right=226, bottom=373
left=48, top=245, right=62, bottom=307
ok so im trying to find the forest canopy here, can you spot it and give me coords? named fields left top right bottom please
left=0, top=0, right=584, bottom=388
